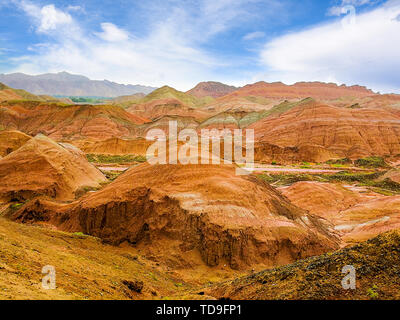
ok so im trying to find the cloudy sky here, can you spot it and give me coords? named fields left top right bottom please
left=0, top=0, right=399, bottom=92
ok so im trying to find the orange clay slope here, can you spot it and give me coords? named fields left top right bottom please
left=12, top=161, right=339, bottom=270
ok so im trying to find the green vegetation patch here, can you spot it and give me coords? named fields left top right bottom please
left=10, top=203, right=24, bottom=210
left=326, top=158, right=353, bottom=165
left=86, top=154, right=147, bottom=164
left=258, top=170, right=400, bottom=194
left=354, top=156, right=388, bottom=168
left=68, top=97, right=112, bottom=104
left=102, top=171, right=122, bottom=181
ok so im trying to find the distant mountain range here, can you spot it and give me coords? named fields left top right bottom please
left=0, top=72, right=157, bottom=97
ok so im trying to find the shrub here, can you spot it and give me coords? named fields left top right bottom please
left=355, top=156, right=388, bottom=168
left=86, top=154, right=147, bottom=164
left=10, top=203, right=23, bottom=210
left=367, top=285, right=379, bottom=299
left=326, top=158, right=353, bottom=165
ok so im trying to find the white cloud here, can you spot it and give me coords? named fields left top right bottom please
left=95, top=23, right=129, bottom=42
left=38, top=4, right=72, bottom=32
left=9, top=0, right=275, bottom=89
left=16, top=1, right=73, bottom=33
left=243, top=31, right=265, bottom=41
left=258, top=1, right=400, bottom=93
left=67, top=5, right=84, bottom=12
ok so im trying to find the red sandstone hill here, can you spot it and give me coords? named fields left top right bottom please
left=70, top=137, right=152, bottom=155
left=127, top=98, right=210, bottom=121
left=12, top=162, right=339, bottom=270
left=0, top=134, right=107, bottom=202
left=0, top=100, right=149, bottom=140
left=224, top=81, right=375, bottom=100
left=187, top=81, right=238, bottom=98
left=248, top=99, right=400, bottom=162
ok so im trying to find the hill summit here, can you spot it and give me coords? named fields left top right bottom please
left=187, top=81, right=238, bottom=98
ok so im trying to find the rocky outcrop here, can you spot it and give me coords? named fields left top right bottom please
left=0, top=134, right=107, bottom=202
left=13, top=163, right=339, bottom=269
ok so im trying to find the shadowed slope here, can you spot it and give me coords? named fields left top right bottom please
left=205, top=230, right=400, bottom=300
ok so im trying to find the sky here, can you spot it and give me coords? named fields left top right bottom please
left=0, top=0, right=399, bottom=92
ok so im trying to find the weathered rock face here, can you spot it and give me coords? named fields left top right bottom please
left=253, top=142, right=338, bottom=164
left=0, top=130, right=31, bottom=157
left=249, top=100, right=400, bottom=161
left=187, top=82, right=238, bottom=98
left=70, top=137, right=152, bottom=156
left=13, top=163, right=339, bottom=269
left=0, top=134, right=107, bottom=202
left=0, top=101, right=149, bottom=140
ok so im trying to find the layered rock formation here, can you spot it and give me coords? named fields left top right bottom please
left=0, top=101, right=149, bottom=140
left=0, top=134, right=107, bottom=202
left=12, top=163, right=339, bottom=269
left=249, top=100, right=400, bottom=161
left=225, top=81, right=375, bottom=100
